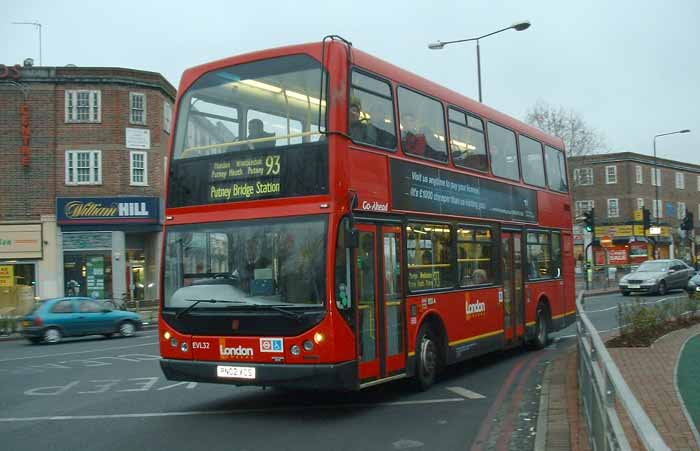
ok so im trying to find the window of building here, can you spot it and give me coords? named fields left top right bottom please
left=676, top=172, right=685, bottom=189
left=130, top=92, right=147, bottom=125
left=406, top=222, right=453, bottom=291
left=519, top=135, right=546, bottom=187
left=487, top=122, right=519, bottom=181
left=544, top=146, right=568, bottom=192
left=605, top=165, right=617, bottom=184
left=130, top=151, right=148, bottom=186
left=575, top=200, right=594, bottom=217
left=678, top=202, right=686, bottom=219
left=349, top=70, right=397, bottom=149
left=637, top=198, right=644, bottom=209
left=651, top=168, right=662, bottom=187
left=573, top=167, right=593, bottom=186
left=526, top=231, right=553, bottom=280
left=607, top=198, right=619, bottom=218
left=456, top=227, right=494, bottom=286
left=65, top=90, right=101, bottom=123
left=163, top=101, right=172, bottom=133
left=635, top=165, right=643, bottom=184
left=65, top=150, right=102, bottom=185
left=398, top=87, right=447, bottom=161
left=653, top=199, right=663, bottom=219
left=448, top=108, right=488, bottom=172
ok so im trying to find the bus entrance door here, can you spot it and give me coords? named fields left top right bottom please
left=501, top=232, right=525, bottom=343
left=354, top=223, right=406, bottom=384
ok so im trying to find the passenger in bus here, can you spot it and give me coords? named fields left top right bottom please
left=247, top=119, right=275, bottom=150
left=400, top=112, right=427, bottom=157
left=349, top=97, right=377, bottom=145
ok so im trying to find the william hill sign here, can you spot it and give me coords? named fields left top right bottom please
left=57, top=197, right=159, bottom=224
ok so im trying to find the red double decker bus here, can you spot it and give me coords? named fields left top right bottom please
left=159, top=37, right=575, bottom=391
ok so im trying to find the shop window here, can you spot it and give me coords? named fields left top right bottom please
left=64, top=252, right=112, bottom=299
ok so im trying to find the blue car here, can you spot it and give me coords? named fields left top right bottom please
left=22, top=297, right=143, bottom=344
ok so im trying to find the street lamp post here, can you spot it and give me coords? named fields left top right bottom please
left=652, top=129, right=690, bottom=258
left=428, top=21, right=531, bottom=102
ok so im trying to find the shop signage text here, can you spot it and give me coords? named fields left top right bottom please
left=0, top=64, right=22, bottom=80
left=57, top=197, right=159, bottom=224
left=20, top=103, right=31, bottom=166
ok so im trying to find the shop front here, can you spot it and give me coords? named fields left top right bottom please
left=0, top=223, right=44, bottom=315
left=57, top=197, right=161, bottom=302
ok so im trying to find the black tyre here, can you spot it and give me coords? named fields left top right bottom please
left=621, top=291, right=630, bottom=296
left=27, top=337, right=41, bottom=345
left=657, top=281, right=667, bottom=296
left=118, top=321, right=136, bottom=337
left=530, top=305, right=549, bottom=350
left=102, top=333, right=114, bottom=338
left=414, top=325, right=438, bottom=391
left=43, top=327, right=62, bottom=344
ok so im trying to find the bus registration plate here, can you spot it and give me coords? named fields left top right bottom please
left=217, top=365, right=256, bottom=379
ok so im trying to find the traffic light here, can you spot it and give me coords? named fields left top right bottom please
left=681, top=211, right=694, bottom=231
left=583, top=208, right=595, bottom=233
left=642, top=207, right=651, bottom=230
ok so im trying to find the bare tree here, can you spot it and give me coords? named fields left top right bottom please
left=524, top=100, right=606, bottom=157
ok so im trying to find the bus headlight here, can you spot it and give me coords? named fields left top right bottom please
left=170, top=337, right=179, bottom=348
left=180, top=342, right=189, bottom=353
left=303, top=340, right=314, bottom=351
left=313, top=332, right=325, bottom=344
left=291, top=344, right=301, bottom=356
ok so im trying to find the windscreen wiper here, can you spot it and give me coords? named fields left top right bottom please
left=266, top=305, right=303, bottom=321
left=175, top=298, right=246, bottom=320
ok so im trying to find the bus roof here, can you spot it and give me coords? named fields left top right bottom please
left=178, top=40, right=565, bottom=151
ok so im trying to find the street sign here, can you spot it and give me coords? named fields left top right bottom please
left=600, top=235, right=613, bottom=247
left=649, top=226, right=662, bottom=235
left=634, top=209, right=643, bottom=221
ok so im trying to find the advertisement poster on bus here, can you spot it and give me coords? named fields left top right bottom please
left=390, top=160, right=538, bottom=223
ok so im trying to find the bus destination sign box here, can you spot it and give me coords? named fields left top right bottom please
left=167, top=144, right=328, bottom=208
left=391, top=160, right=538, bottom=223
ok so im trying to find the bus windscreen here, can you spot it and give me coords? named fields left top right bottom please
left=168, top=54, right=328, bottom=207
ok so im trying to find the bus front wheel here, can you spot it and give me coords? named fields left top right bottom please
left=415, top=325, right=437, bottom=391
left=530, top=305, right=550, bottom=350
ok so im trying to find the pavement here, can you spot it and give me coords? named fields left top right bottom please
left=538, top=304, right=700, bottom=450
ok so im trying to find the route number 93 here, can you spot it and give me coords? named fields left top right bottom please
left=265, top=155, right=280, bottom=175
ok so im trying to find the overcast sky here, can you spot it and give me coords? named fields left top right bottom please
left=4, top=0, right=699, bottom=164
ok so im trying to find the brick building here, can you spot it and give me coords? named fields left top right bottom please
left=569, top=152, right=700, bottom=267
left=0, top=61, right=175, bottom=311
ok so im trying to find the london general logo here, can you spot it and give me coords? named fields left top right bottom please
left=260, top=337, right=284, bottom=353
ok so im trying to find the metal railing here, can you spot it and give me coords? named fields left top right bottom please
left=577, top=291, right=670, bottom=450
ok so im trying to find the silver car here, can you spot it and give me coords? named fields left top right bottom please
left=619, top=259, right=695, bottom=296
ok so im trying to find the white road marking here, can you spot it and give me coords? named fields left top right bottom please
left=446, top=386, right=486, bottom=399
left=0, top=397, right=466, bottom=423
left=0, top=342, right=158, bottom=363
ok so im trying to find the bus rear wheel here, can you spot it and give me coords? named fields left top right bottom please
left=415, top=325, right=438, bottom=391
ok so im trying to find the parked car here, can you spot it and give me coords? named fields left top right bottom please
left=618, top=259, right=694, bottom=296
left=22, top=297, right=142, bottom=344
left=687, top=273, right=700, bottom=297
